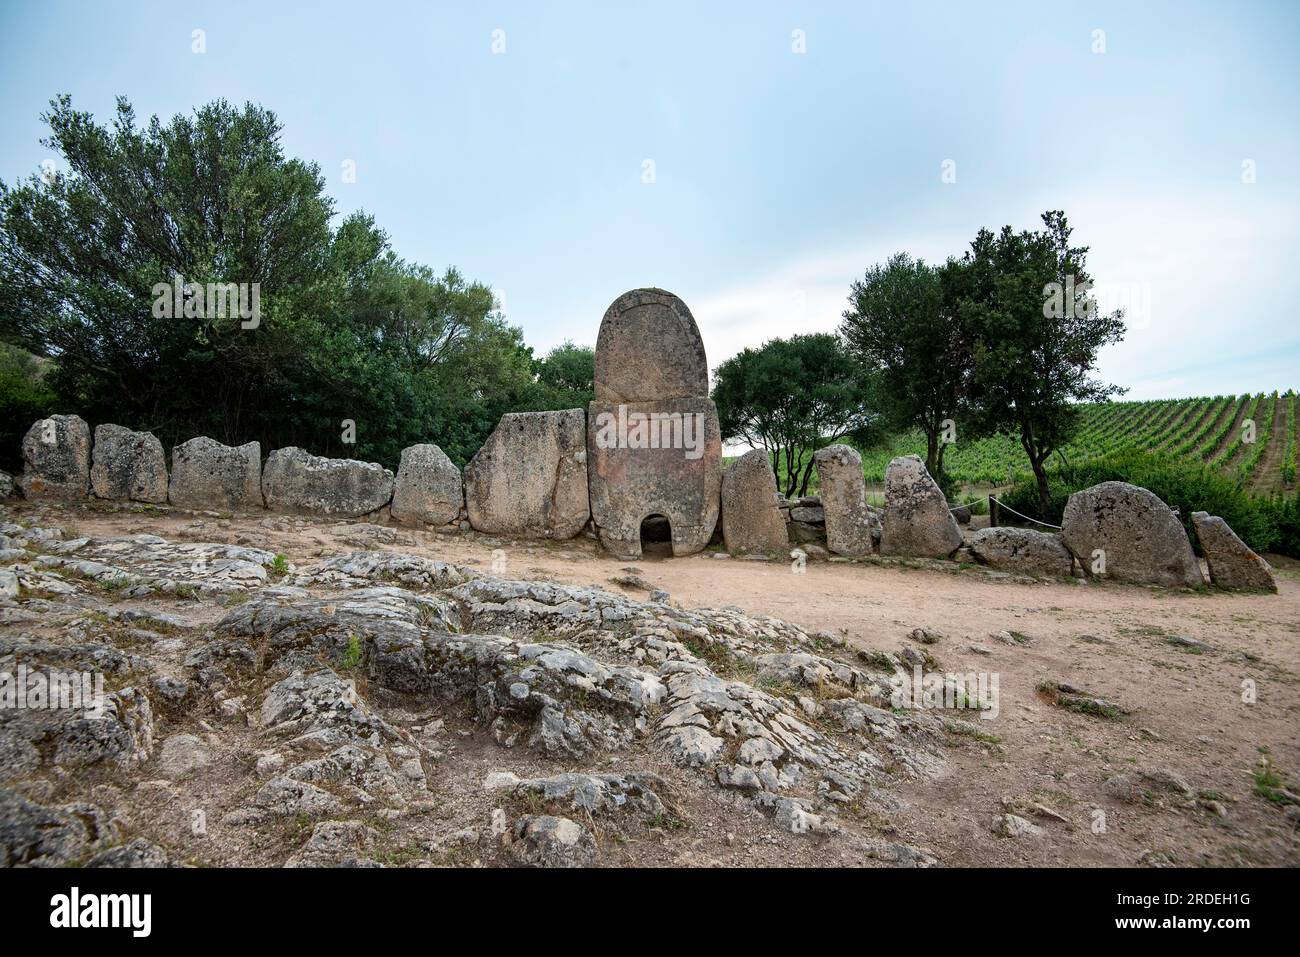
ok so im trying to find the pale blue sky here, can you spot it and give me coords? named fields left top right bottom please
left=2, top=0, right=1298, bottom=398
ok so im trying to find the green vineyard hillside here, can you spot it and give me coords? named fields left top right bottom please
left=859, top=391, right=1299, bottom=494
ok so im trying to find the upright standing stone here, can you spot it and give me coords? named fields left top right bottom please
left=587, top=289, right=722, bottom=559
left=1060, top=482, right=1204, bottom=588
left=20, top=415, right=91, bottom=500
left=721, top=449, right=788, bottom=557
left=1191, top=511, right=1277, bottom=592
left=90, top=424, right=168, bottom=503
left=813, top=444, right=875, bottom=556
left=880, top=455, right=962, bottom=558
left=464, top=410, right=589, bottom=539
left=391, top=443, right=463, bottom=527
left=262, top=447, right=394, bottom=518
left=168, top=436, right=264, bottom=510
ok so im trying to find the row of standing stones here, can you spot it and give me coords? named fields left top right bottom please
left=9, top=411, right=1277, bottom=593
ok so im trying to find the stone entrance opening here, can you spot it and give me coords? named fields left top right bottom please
left=639, top=513, right=673, bottom=557
left=585, top=288, right=723, bottom=560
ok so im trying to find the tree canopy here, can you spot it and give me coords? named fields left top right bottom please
left=952, top=210, right=1127, bottom=510
left=712, top=333, right=879, bottom=498
left=840, top=252, right=976, bottom=480
left=0, top=95, right=579, bottom=468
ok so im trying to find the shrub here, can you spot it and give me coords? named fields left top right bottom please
left=996, top=449, right=1287, bottom=556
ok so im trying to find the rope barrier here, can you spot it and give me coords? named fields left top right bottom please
left=988, top=495, right=1063, bottom=530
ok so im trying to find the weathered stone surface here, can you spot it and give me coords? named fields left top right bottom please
left=262, top=447, right=394, bottom=518
left=0, top=789, right=121, bottom=866
left=390, top=443, right=463, bottom=527
left=587, top=290, right=722, bottom=560
left=588, top=398, right=722, bottom=559
left=1191, top=511, right=1277, bottom=592
left=721, top=449, right=788, bottom=557
left=969, top=527, right=1074, bottom=577
left=593, top=287, right=708, bottom=404
left=1060, top=482, right=1204, bottom=588
left=20, top=415, right=90, bottom=500
left=0, top=471, right=15, bottom=500
left=90, top=424, right=168, bottom=503
left=880, top=455, right=962, bottom=559
left=153, top=732, right=212, bottom=779
left=464, top=410, right=589, bottom=539
left=169, top=436, right=264, bottom=510
left=813, top=444, right=874, bottom=557
left=509, top=815, right=597, bottom=867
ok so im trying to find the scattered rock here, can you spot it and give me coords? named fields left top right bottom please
left=1060, top=482, right=1204, bottom=588
left=1191, top=511, right=1277, bottom=592
left=879, top=455, right=961, bottom=559
left=721, top=449, right=789, bottom=557
left=464, top=410, right=589, bottom=539
left=169, top=436, right=264, bottom=510
left=969, top=526, right=1074, bottom=577
left=262, top=447, right=394, bottom=517
left=90, top=424, right=168, bottom=503
left=509, top=815, right=597, bottom=867
left=20, top=415, right=91, bottom=500
left=813, top=444, right=875, bottom=557
left=992, top=813, right=1042, bottom=838
left=390, top=443, right=463, bottom=527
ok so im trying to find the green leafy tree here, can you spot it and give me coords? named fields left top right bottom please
left=712, top=333, right=879, bottom=498
left=0, top=342, right=56, bottom=471
left=0, top=95, right=538, bottom=468
left=840, top=252, right=976, bottom=479
left=955, top=211, right=1126, bottom=513
left=531, top=341, right=595, bottom=409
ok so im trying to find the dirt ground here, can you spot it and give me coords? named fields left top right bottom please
left=14, top=500, right=1300, bottom=867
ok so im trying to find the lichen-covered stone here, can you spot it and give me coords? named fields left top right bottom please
left=1191, top=511, right=1276, bottom=592
left=390, top=443, right=463, bottom=527
left=721, top=449, right=788, bottom=557
left=464, top=410, right=589, bottom=539
left=1061, top=482, right=1204, bottom=588
left=169, top=436, right=264, bottom=510
left=20, top=415, right=90, bottom=500
left=90, top=424, right=168, bottom=503
left=880, top=455, right=961, bottom=558
left=262, top=447, right=394, bottom=518
left=813, top=444, right=875, bottom=557
left=969, top=526, right=1074, bottom=577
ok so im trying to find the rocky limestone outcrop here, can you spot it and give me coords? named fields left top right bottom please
left=20, top=415, right=90, bottom=501
left=880, top=455, right=961, bottom=559
left=0, top=510, right=959, bottom=867
left=262, top=447, right=394, bottom=518
left=721, top=449, right=788, bottom=557
left=90, top=424, right=168, bottom=504
left=390, top=443, right=463, bottom=527
left=969, top=526, right=1075, bottom=578
left=169, top=436, right=264, bottom=510
left=813, top=444, right=875, bottom=557
left=464, top=410, right=589, bottom=539
left=1191, top=511, right=1277, bottom=592
left=1060, top=482, right=1204, bottom=588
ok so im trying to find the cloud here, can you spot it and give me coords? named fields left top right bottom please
left=687, top=185, right=1300, bottom=398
